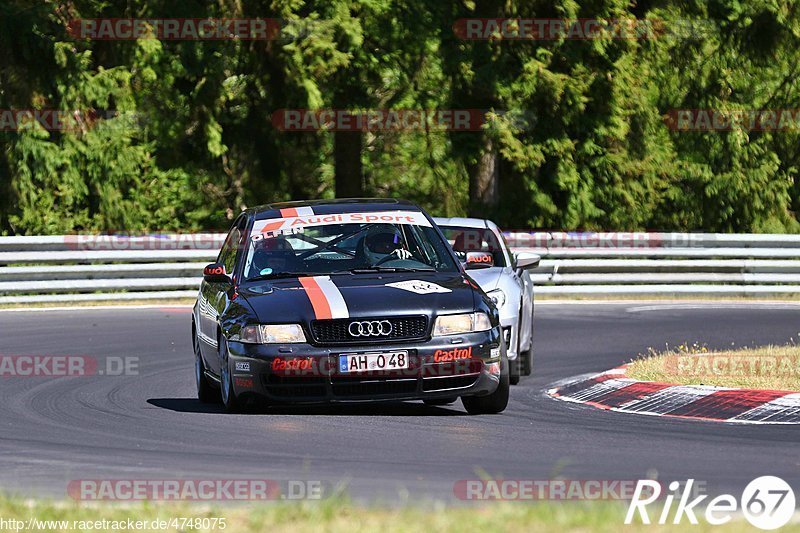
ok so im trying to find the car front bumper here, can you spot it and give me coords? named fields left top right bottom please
left=500, top=315, right=519, bottom=361
left=225, top=328, right=503, bottom=403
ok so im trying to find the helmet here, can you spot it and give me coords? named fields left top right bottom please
left=251, top=236, right=296, bottom=274
left=361, top=225, right=403, bottom=265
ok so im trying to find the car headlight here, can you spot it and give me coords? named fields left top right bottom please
left=487, top=289, right=506, bottom=308
left=433, top=312, right=492, bottom=336
left=236, top=324, right=307, bottom=344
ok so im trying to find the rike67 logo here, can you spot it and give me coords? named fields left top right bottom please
left=626, top=476, right=795, bottom=530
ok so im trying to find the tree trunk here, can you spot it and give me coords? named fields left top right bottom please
left=467, top=135, right=499, bottom=216
left=334, top=130, right=364, bottom=198
left=0, top=150, right=12, bottom=233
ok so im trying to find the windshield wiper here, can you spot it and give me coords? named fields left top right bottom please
left=348, top=266, right=436, bottom=273
left=246, top=267, right=434, bottom=282
left=246, top=272, right=327, bottom=282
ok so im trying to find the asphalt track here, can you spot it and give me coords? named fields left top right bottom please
left=1, top=302, right=799, bottom=502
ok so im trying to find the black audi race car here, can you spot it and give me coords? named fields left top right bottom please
left=192, top=199, right=508, bottom=414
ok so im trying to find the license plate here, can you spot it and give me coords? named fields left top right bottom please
left=339, top=351, right=409, bottom=373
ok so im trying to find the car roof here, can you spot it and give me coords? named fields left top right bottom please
left=433, top=217, right=498, bottom=231
left=248, top=198, right=421, bottom=220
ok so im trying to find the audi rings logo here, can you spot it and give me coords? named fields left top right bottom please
left=348, top=320, right=393, bottom=337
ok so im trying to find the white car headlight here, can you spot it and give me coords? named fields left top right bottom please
left=487, top=289, right=506, bottom=309
left=236, top=324, right=307, bottom=344
left=433, top=312, right=492, bottom=336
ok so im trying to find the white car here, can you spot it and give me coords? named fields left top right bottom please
left=434, top=218, right=540, bottom=384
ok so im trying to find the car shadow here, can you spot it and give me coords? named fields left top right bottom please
left=147, top=398, right=466, bottom=416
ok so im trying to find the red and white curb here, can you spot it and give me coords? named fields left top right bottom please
left=547, top=365, right=800, bottom=424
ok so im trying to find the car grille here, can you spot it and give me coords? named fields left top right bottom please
left=422, top=374, right=479, bottom=391
left=310, top=316, right=428, bottom=345
left=332, top=379, right=418, bottom=397
left=266, top=385, right=328, bottom=398
left=260, top=375, right=327, bottom=398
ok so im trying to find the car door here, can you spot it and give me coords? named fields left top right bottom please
left=517, top=267, right=535, bottom=351
left=198, top=216, right=247, bottom=374
left=499, top=227, right=534, bottom=352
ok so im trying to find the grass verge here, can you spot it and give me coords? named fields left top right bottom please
left=0, top=495, right=789, bottom=532
left=627, top=344, right=800, bottom=390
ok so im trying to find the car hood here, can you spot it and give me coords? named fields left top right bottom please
left=464, top=267, right=505, bottom=293
left=238, top=271, right=476, bottom=324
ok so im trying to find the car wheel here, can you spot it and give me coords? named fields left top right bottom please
left=194, top=332, right=217, bottom=404
left=423, top=398, right=458, bottom=406
left=521, top=306, right=534, bottom=376
left=520, top=348, right=532, bottom=376
left=509, top=308, right=523, bottom=385
left=218, top=335, right=241, bottom=413
left=462, top=352, right=509, bottom=415
left=509, top=362, right=520, bottom=385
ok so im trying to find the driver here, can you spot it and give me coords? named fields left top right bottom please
left=250, top=235, right=297, bottom=276
left=361, top=226, right=412, bottom=266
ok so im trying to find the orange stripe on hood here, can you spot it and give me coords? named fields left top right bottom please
left=299, top=277, right=332, bottom=319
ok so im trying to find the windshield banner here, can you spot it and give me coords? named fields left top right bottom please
left=253, top=210, right=432, bottom=238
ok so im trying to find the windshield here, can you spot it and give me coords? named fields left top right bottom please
left=243, top=210, right=459, bottom=280
left=439, top=226, right=507, bottom=267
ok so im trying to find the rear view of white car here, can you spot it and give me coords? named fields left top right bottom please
left=434, top=218, right=540, bottom=384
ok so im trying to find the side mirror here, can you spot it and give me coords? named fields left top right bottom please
left=203, top=263, right=231, bottom=283
left=515, top=252, right=541, bottom=270
left=464, top=251, right=494, bottom=270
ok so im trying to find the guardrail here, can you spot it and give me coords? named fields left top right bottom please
left=2, top=232, right=800, bottom=303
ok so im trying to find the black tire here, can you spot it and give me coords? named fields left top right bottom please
left=520, top=348, right=532, bottom=376
left=511, top=306, right=533, bottom=376
left=509, top=308, right=523, bottom=385
left=218, top=335, right=241, bottom=413
left=194, top=329, right=217, bottom=404
left=522, top=299, right=534, bottom=376
left=509, top=361, right=520, bottom=385
left=462, top=352, right=510, bottom=415
left=423, top=397, right=457, bottom=406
